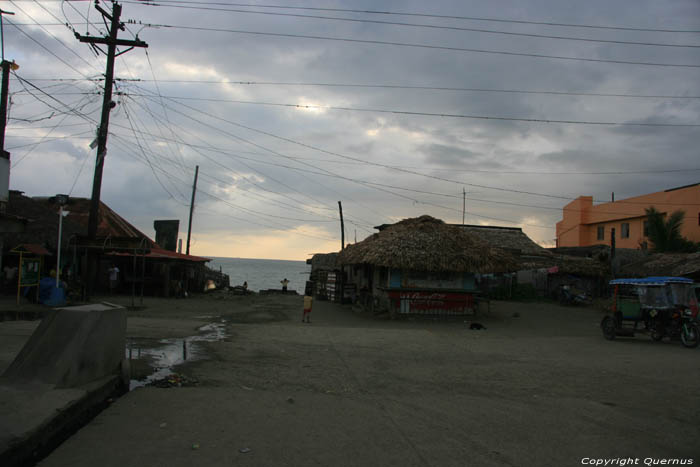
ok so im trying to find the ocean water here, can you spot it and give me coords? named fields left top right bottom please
left=208, top=257, right=311, bottom=292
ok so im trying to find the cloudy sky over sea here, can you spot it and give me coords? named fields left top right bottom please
left=5, top=0, right=700, bottom=259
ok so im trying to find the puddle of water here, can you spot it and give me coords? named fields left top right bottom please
left=126, top=322, right=227, bottom=390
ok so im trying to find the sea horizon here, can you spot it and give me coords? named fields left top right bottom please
left=207, top=257, right=311, bottom=292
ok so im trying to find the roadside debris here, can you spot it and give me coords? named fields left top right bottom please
left=149, top=373, right=199, bottom=388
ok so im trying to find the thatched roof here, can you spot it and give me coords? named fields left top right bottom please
left=519, top=254, right=609, bottom=277
left=338, top=215, right=517, bottom=273
left=620, top=252, right=700, bottom=278
left=457, top=224, right=608, bottom=277
left=457, top=225, right=547, bottom=256
left=310, top=252, right=339, bottom=271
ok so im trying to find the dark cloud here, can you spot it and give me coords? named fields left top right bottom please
left=5, top=0, right=700, bottom=252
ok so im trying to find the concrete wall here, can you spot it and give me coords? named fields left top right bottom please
left=1, top=303, right=126, bottom=388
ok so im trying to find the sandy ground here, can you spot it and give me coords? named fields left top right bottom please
left=3, top=292, right=699, bottom=466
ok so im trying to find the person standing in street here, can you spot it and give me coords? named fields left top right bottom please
left=302, top=294, right=313, bottom=323
left=108, top=264, right=120, bottom=294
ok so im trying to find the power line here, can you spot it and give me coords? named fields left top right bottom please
left=21, top=77, right=700, bottom=100
left=9, top=0, right=101, bottom=71
left=137, top=22, right=700, bottom=68
left=129, top=86, right=394, bottom=223
left=120, top=98, right=185, bottom=201
left=119, top=90, right=378, bottom=230
left=118, top=1, right=700, bottom=49
left=118, top=78, right=700, bottom=100
left=112, top=1, right=700, bottom=34
left=123, top=88, right=565, bottom=228
left=6, top=18, right=91, bottom=77
left=122, top=92, right=700, bottom=127
left=107, top=134, right=341, bottom=240
left=152, top=92, right=700, bottom=207
left=22, top=20, right=700, bottom=67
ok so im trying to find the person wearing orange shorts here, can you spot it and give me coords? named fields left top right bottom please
left=302, top=295, right=313, bottom=323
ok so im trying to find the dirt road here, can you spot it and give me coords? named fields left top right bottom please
left=36, top=294, right=700, bottom=466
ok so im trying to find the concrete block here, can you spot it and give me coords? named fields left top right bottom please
left=1, top=303, right=126, bottom=388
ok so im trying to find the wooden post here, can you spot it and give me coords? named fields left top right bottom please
left=186, top=165, right=199, bottom=255
left=338, top=201, right=345, bottom=304
left=338, top=201, right=345, bottom=250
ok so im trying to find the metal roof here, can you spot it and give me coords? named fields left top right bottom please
left=609, top=276, right=693, bottom=286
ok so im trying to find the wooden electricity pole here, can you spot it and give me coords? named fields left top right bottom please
left=462, top=187, right=466, bottom=225
left=74, top=2, right=146, bottom=298
left=338, top=201, right=345, bottom=250
left=186, top=165, right=199, bottom=255
left=75, top=2, right=148, bottom=239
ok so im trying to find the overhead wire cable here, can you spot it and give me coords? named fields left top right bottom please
left=133, top=90, right=548, bottom=228
left=120, top=96, right=375, bottom=229
left=5, top=131, right=93, bottom=149
left=119, top=1, right=700, bottom=34
left=106, top=96, right=676, bottom=221
left=113, top=78, right=700, bottom=100
left=120, top=98, right=183, bottom=201
left=131, top=85, right=389, bottom=225
left=122, top=86, right=377, bottom=230
left=138, top=22, right=700, bottom=68
left=14, top=0, right=102, bottom=71
left=134, top=90, right=403, bottom=223
left=127, top=93, right=700, bottom=127
left=10, top=93, right=96, bottom=168
left=6, top=17, right=92, bottom=77
left=143, top=49, right=191, bottom=176
left=119, top=1, right=700, bottom=49
left=108, top=134, right=340, bottom=239
left=153, top=91, right=700, bottom=207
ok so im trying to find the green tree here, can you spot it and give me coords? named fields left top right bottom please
left=645, top=207, right=696, bottom=252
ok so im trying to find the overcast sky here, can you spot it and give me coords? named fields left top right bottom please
left=5, top=0, right=700, bottom=260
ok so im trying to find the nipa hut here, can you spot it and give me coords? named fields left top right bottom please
left=337, top=215, right=516, bottom=316
left=459, top=224, right=609, bottom=298
left=307, top=252, right=340, bottom=300
left=620, top=252, right=700, bottom=281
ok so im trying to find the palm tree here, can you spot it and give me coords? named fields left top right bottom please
left=645, top=207, right=694, bottom=252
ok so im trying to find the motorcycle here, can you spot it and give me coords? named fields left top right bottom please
left=602, top=277, right=700, bottom=348
left=558, top=285, right=592, bottom=306
left=648, top=307, right=700, bottom=348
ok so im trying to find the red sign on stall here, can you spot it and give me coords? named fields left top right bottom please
left=388, top=290, right=474, bottom=315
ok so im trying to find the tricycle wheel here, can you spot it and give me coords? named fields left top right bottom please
left=650, top=324, right=664, bottom=341
left=601, top=316, right=617, bottom=340
left=680, top=323, right=699, bottom=349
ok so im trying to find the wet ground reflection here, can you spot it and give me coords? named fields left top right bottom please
left=126, top=322, right=227, bottom=390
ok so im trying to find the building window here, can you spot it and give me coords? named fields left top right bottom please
left=621, top=223, right=630, bottom=238
left=597, top=226, right=604, bottom=240
left=643, top=220, right=649, bottom=237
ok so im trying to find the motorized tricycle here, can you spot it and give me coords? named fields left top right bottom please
left=600, top=276, right=699, bottom=348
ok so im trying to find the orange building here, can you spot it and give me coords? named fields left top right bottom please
left=556, top=183, right=700, bottom=249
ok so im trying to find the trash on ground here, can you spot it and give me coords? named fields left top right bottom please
left=149, top=373, right=199, bottom=388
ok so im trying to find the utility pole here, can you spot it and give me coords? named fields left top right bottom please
left=338, top=201, right=345, bottom=250
left=462, top=187, right=466, bottom=225
left=74, top=2, right=146, bottom=298
left=186, top=165, right=199, bottom=255
left=1, top=8, right=18, bottom=161
left=75, top=2, right=148, bottom=239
